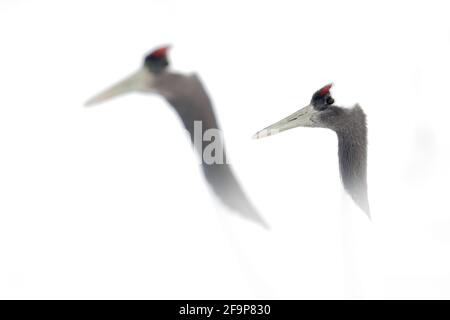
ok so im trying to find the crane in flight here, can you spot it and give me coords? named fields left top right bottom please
left=86, top=46, right=267, bottom=227
left=253, top=84, right=370, bottom=217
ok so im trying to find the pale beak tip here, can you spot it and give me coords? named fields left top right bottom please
left=84, top=96, right=99, bottom=107
left=253, top=129, right=271, bottom=139
left=84, top=100, right=95, bottom=107
left=84, top=95, right=105, bottom=107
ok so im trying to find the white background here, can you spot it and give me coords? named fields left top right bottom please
left=0, top=0, right=450, bottom=299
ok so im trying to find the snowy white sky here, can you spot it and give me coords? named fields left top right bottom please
left=0, top=0, right=450, bottom=299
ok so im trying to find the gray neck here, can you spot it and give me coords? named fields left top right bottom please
left=335, top=105, right=370, bottom=216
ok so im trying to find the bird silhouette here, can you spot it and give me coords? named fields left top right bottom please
left=253, top=84, right=370, bottom=217
left=85, top=46, right=267, bottom=227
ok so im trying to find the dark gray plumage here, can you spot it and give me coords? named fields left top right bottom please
left=154, top=72, right=267, bottom=225
left=333, top=105, right=369, bottom=216
left=253, top=84, right=370, bottom=217
left=85, top=46, right=267, bottom=227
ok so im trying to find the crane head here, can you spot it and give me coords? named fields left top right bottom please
left=253, top=83, right=337, bottom=139
left=144, top=45, right=171, bottom=74
left=311, top=83, right=334, bottom=110
left=84, top=45, right=171, bottom=107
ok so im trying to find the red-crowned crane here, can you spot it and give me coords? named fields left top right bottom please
left=253, top=84, right=369, bottom=217
left=85, top=46, right=267, bottom=227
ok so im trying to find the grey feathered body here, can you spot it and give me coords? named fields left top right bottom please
left=334, top=105, right=370, bottom=216
left=152, top=72, right=266, bottom=226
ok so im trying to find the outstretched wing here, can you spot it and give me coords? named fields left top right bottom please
left=154, top=73, right=268, bottom=227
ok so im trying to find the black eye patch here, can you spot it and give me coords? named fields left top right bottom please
left=326, top=97, right=334, bottom=105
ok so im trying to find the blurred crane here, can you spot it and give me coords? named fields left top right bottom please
left=86, top=46, right=267, bottom=227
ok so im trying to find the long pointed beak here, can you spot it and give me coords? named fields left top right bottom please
left=85, top=68, right=154, bottom=107
left=253, top=104, right=316, bottom=139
